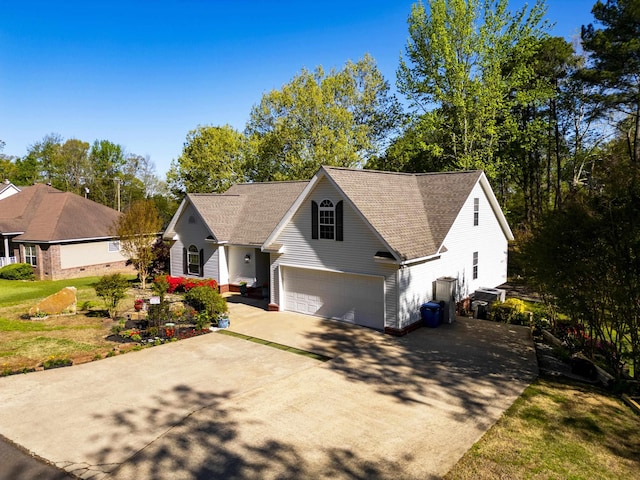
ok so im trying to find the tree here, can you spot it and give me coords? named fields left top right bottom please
left=167, top=124, right=246, bottom=195
left=524, top=143, right=640, bottom=380
left=245, top=54, right=402, bottom=181
left=95, top=274, right=130, bottom=320
left=580, top=0, right=640, bottom=163
left=396, top=0, right=548, bottom=178
left=87, top=140, right=126, bottom=209
left=55, top=139, right=90, bottom=194
left=113, top=200, right=163, bottom=289
left=24, top=133, right=63, bottom=183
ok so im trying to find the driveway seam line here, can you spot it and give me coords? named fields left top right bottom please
left=215, top=330, right=332, bottom=361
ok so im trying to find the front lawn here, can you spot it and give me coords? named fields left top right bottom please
left=0, top=276, right=137, bottom=374
left=445, top=377, right=640, bottom=480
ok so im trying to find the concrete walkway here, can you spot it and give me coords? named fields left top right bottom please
left=0, top=300, right=537, bottom=479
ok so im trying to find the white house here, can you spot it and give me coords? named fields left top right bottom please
left=163, top=166, right=513, bottom=335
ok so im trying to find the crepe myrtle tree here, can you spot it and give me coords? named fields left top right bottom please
left=113, top=199, right=163, bottom=289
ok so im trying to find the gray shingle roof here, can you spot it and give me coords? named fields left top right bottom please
left=178, top=167, right=495, bottom=261
left=322, top=167, right=483, bottom=260
left=0, top=184, right=122, bottom=242
left=184, top=181, right=308, bottom=245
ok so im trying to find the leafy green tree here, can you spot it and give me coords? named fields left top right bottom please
left=167, top=124, right=246, bottom=195
left=396, top=0, right=548, bottom=178
left=25, top=133, right=63, bottom=183
left=580, top=0, right=640, bottom=163
left=246, top=54, right=402, bottom=181
left=55, top=139, right=90, bottom=194
left=524, top=144, right=640, bottom=380
left=87, top=140, right=126, bottom=209
left=95, top=273, right=130, bottom=320
left=113, top=200, right=163, bottom=289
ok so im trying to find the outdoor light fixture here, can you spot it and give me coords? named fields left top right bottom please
left=244, top=254, right=251, bottom=263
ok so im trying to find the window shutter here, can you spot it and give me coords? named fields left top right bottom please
left=182, top=247, right=187, bottom=275
left=335, top=200, right=343, bottom=241
left=311, top=201, right=319, bottom=239
left=199, top=249, right=204, bottom=277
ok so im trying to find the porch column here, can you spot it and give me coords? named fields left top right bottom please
left=2, top=236, right=8, bottom=264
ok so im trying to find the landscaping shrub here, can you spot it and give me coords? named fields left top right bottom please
left=157, top=275, right=218, bottom=294
left=0, top=263, right=35, bottom=280
left=184, top=285, right=228, bottom=327
left=94, top=273, right=129, bottom=319
left=489, top=298, right=530, bottom=325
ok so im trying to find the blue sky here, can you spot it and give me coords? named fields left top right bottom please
left=1, top=0, right=596, bottom=177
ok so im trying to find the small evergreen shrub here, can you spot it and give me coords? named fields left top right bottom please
left=0, top=263, right=35, bottom=280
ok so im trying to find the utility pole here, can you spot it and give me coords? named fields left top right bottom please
left=114, top=178, right=121, bottom=212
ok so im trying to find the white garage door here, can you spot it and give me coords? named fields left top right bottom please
left=282, top=267, right=384, bottom=330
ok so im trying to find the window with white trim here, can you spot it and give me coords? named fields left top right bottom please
left=473, top=198, right=479, bottom=226
left=319, top=199, right=334, bottom=239
left=108, top=240, right=121, bottom=252
left=187, top=245, right=200, bottom=275
left=472, top=251, right=478, bottom=280
left=25, top=244, right=37, bottom=266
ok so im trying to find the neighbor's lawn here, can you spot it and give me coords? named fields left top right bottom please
left=445, top=377, right=640, bottom=480
left=0, top=276, right=136, bottom=373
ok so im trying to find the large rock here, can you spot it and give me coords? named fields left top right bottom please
left=29, top=287, right=77, bottom=317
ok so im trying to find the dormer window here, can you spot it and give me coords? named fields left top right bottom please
left=312, top=199, right=343, bottom=241
left=319, top=200, right=334, bottom=239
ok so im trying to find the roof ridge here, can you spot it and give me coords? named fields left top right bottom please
left=323, top=165, right=482, bottom=177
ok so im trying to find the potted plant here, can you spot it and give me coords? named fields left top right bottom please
left=239, top=281, right=247, bottom=296
left=134, top=298, right=144, bottom=311
left=217, top=312, right=230, bottom=329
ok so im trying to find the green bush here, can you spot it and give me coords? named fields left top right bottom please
left=490, top=298, right=530, bottom=325
left=94, top=274, right=129, bottom=319
left=184, top=285, right=228, bottom=325
left=0, top=263, right=35, bottom=280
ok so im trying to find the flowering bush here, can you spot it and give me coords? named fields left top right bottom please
left=155, top=275, right=218, bottom=294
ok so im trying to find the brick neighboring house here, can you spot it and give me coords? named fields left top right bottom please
left=0, top=183, right=134, bottom=280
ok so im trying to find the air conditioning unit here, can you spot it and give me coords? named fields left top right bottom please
left=473, top=287, right=506, bottom=303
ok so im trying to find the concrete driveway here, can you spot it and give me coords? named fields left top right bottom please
left=0, top=301, right=537, bottom=480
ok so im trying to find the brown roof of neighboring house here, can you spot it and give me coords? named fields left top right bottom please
left=0, top=184, right=122, bottom=242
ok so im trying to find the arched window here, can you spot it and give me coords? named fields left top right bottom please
left=312, top=199, right=344, bottom=241
left=319, top=199, right=334, bottom=239
left=188, top=245, right=200, bottom=275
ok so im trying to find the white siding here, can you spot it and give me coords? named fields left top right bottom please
left=397, top=180, right=509, bottom=326
left=271, top=177, right=398, bottom=328
left=397, top=258, right=445, bottom=328
left=169, top=203, right=221, bottom=280
left=60, top=241, right=128, bottom=269
left=228, top=245, right=258, bottom=285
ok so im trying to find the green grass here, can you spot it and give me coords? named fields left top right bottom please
left=0, top=277, right=103, bottom=306
left=445, top=378, right=640, bottom=480
left=217, top=329, right=331, bottom=361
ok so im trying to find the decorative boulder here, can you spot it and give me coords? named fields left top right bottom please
left=29, top=286, right=77, bottom=317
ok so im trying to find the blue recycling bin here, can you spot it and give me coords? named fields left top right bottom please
left=420, top=301, right=442, bottom=328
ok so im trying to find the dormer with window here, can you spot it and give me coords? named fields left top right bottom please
left=311, top=199, right=343, bottom=241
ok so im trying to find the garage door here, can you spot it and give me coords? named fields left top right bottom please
left=282, top=267, right=384, bottom=330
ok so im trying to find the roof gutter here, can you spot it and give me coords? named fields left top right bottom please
left=399, top=253, right=441, bottom=267
left=12, top=236, right=119, bottom=244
